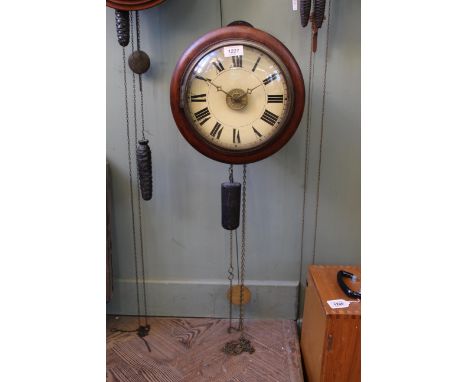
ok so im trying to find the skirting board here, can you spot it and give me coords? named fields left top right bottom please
left=107, top=279, right=300, bottom=319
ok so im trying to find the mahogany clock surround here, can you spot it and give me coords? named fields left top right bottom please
left=106, top=0, right=166, bottom=11
left=170, top=25, right=305, bottom=164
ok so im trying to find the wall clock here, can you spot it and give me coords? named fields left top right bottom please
left=170, top=23, right=305, bottom=355
left=170, top=25, right=305, bottom=164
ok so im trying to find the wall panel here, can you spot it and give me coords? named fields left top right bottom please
left=106, top=0, right=360, bottom=319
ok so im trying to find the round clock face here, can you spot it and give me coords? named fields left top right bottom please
left=184, top=42, right=291, bottom=152
left=171, top=26, right=305, bottom=164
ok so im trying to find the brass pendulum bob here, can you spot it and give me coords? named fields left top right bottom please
left=227, top=284, right=251, bottom=306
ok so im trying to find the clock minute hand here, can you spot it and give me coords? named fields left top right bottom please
left=195, top=75, right=230, bottom=96
left=246, top=83, right=263, bottom=95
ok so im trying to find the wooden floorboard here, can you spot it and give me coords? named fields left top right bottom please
left=107, top=316, right=304, bottom=382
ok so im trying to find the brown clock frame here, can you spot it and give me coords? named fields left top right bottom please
left=106, top=0, right=166, bottom=11
left=170, top=25, right=305, bottom=164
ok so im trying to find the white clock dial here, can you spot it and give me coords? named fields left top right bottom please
left=183, top=43, right=291, bottom=151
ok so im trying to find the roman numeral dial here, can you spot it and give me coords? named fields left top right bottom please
left=252, top=126, right=263, bottom=138
left=252, top=56, right=261, bottom=72
left=212, top=60, right=225, bottom=73
left=233, top=129, right=241, bottom=144
left=190, top=94, right=207, bottom=102
left=263, top=73, right=279, bottom=86
left=232, top=55, right=242, bottom=68
left=210, top=122, right=223, bottom=139
left=194, top=107, right=211, bottom=125
left=261, top=109, right=279, bottom=126
left=267, top=95, right=284, bottom=103
left=185, top=44, right=292, bottom=153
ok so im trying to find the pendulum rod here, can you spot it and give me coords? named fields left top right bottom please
left=130, top=10, right=150, bottom=329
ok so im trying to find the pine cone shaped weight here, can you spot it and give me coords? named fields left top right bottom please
left=136, top=139, right=153, bottom=201
left=300, top=0, right=312, bottom=27
left=115, top=10, right=130, bottom=47
left=313, top=0, right=326, bottom=29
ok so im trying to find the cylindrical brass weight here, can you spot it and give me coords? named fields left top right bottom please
left=221, top=182, right=241, bottom=230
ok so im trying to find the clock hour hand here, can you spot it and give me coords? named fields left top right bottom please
left=195, top=75, right=230, bottom=96
left=213, top=83, right=230, bottom=96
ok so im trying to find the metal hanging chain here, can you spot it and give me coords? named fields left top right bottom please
left=227, top=166, right=235, bottom=332
left=121, top=45, right=142, bottom=327
left=298, top=8, right=317, bottom=318
left=238, top=164, right=247, bottom=333
left=312, top=0, right=332, bottom=265
left=130, top=10, right=150, bottom=326
left=223, top=164, right=255, bottom=355
left=231, top=164, right=240, bottom=286
left=112, top=12, right=151, bottom=353
left=135, top=11, right=146, bottom=140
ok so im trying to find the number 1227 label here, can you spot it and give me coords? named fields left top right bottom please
left=224, top=45, right=244, bottom=57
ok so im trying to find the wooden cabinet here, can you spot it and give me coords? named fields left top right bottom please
left=301, top=265, right=361, bottom=382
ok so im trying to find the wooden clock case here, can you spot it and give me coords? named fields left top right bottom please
left=170, top=25, right=305, bottom=164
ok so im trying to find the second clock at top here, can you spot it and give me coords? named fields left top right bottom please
left=171, top=25, right=305, bottom=164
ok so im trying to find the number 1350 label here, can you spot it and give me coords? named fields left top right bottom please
left=224, top=45, right=244, bottom=57
left=327, top=299, right=360, bottom=309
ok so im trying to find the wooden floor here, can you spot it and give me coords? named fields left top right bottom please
left=107, top=316, right=304, bottom=382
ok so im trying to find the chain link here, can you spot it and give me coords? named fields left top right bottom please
left=135, top=10, right=149, bottom=323
left=312, top=0, right=332, bottom=265
left=114, top=11, right=152, bottom=351
left=135, top=10, right=142, bottom=51
left=130, top=10, right=149, bottom=326
left=223, top=164, right=254, bottom=355
left=228, top=164, right=234, bottom=183
left=122, top=45, right=141, bottom=326
left=298, top=9, right=316, bottom=317
left=136, top=11, right=146, bottom=138
left=238, top=164, right=247, bottom=332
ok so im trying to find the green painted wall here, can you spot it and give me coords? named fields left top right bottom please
left=106, top=0, right=360, bottom=319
